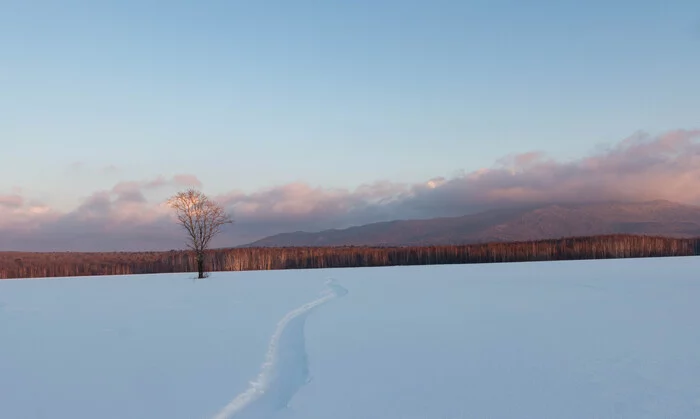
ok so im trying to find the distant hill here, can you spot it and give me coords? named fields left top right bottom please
left=244, top=200, right=700, bottom=247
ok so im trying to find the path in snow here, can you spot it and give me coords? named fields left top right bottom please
left=212, top=279, right=348, bottom=419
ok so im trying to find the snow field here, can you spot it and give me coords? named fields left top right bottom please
left=1, top=257, right=700, bottom=418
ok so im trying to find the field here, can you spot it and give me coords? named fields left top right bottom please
left=1, top=257, right=700, bottom=418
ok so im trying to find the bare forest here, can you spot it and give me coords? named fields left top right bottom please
left=1, top=235, right=698, bottom=279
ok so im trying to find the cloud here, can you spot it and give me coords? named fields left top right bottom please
left=173, top=174, right=203, bottom=188
left=0, top=195, right=24, bottom=208
left=393, top=129, right=700, bottom=218
left=229, top=129, right=700, bottom=218
left=1, top=130, right=700, bottom=251
left=115, top=174, right=203, bottom=192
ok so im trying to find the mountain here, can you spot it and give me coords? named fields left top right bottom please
left=244, top=200, right=700, bottom=247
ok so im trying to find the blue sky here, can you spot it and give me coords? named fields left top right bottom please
left=1, top=1, right=700, bottom=249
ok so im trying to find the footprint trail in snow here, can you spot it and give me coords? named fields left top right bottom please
left=212, top=279, right=348, bottom=419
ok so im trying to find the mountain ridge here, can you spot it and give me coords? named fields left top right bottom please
left=243, top=200, right=700, bottom=247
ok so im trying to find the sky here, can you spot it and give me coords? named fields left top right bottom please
left=1, top=0, right=699, bottom=251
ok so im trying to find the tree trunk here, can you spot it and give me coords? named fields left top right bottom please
left=197, top=253, right=205, bottom=279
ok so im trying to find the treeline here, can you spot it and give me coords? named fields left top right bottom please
left=1, top=234, right=699, bottom=280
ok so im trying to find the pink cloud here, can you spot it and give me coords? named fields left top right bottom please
left=111, top=174, right=202, bottom=196
left=496, top=151, right=549, bottom=171
left=0, top=194, right=23, bottom=208
left=142, top=176, right=168, bottom=189
left=141, top=174, right=203, bottom=190
left=173, top=174, right=203, bottom=188
left=1, top=129, right=700, bottom=251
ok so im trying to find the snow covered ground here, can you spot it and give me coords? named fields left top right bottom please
left=1, top=257, right=700, bottom=418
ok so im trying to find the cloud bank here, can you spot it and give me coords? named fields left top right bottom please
left=2, top=130, right=699, bottom=251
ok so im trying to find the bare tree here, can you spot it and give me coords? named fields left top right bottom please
left=168, top=188, right=233, bottom=278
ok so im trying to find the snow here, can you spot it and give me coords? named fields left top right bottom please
left=2, top=257, right=700, bottom=418
left=212, top=279, right=348, bottom=419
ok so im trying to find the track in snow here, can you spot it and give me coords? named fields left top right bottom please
left=212, top=279, right=348, bottom=419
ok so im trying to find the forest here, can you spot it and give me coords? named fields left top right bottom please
left=1, top=234, right=699, bottom=279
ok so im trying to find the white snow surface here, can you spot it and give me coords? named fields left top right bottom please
left=1, top=256, right=700, bottom=418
